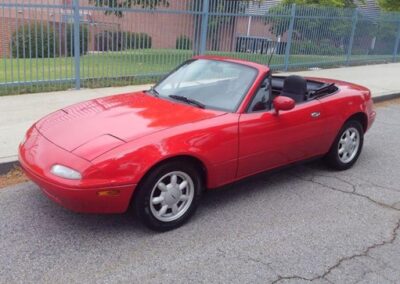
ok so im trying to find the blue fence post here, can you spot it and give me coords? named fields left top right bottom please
left=73, top=0, right=81, bottom=90
left=393, top=20, right=400, bottom=62
left=346, top=9, right=358, bottom=66
left=199, top=0, right=210, bottom=55
left=284, top=4, right=296, bottom=72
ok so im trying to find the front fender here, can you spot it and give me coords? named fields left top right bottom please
left=91, top=113, right=240, bottom=188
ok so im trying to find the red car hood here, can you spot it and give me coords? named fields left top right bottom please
left=35, top=92, right=225, bottom=158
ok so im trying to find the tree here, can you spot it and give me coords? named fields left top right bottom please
left=265, top=0, right=364, bottom=39
left=282, top=0, right=359, bottom=8
left=378, top=0, right=400, bottom=12
left=89, top=0, right=170, bottom=17
left=264, top=0, right=368, bottom=56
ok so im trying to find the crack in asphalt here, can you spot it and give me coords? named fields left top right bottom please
left=216, top=247, right=279, bottom=277
left=213, top=168, right=400, bottom=284
left=245, top=256, right=277, bottom=272
left=292, top=173, right=400, bottom=212
left=268, top=169, right=400, bottom=283
left=333, top=174, right=400, bottom=193
left=271, top=219, right=400, bottom=283
left=288, top=165, right=400, bottom=194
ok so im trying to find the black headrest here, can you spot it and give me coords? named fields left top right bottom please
left=282, top=75, right=307, bottom=97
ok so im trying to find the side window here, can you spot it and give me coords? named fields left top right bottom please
left=248, top=77, right=271, bottom=112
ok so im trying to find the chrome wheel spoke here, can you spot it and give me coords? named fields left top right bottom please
left=158, top=204, right=168, bottom=216
left=180, top=195, right=188, bottom=201
left=170, top=174, right=177, bottom=186
left=179, top=180, right=188, bottom=190
left=172, top=204, right=178, bottom=215
left=157, top=182, right=167, bottom=192
left=152, top=196, right=164, bottom=205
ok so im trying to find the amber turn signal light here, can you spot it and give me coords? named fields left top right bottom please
left=97, top=190, right=120, bottom=196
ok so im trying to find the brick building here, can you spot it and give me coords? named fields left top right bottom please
left=0, top=0, right=383, bottom=57
left=0, top=0, right=281, bottom=57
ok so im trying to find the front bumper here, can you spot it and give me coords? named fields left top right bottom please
left=19, top=127, right=135, bottom=213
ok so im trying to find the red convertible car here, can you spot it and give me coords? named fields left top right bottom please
left=19, top=56, right=376, bottom=231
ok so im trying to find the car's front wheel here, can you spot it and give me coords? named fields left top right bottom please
left=324, top=120, right=364, bottom=170
left=134, top=161, right=203, bottom=231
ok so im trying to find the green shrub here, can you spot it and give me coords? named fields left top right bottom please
left=95, top=31, right=152, bottom=51
left=66, top=24, right=89, bottom=56
left=132, top=33, right=152, bottom=49
left=11, top=23, right=59, bottom=58
left=94, top=31, right=110, bottom=51
left=291, top=41, right=343, bottom=56
left=176, top=35, right=192, bottom=50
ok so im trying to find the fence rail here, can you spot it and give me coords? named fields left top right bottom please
left=1, top=0, right=400, bottom=95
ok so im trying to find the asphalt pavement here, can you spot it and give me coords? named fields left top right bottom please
left=1, top=102, right=400, bottom=283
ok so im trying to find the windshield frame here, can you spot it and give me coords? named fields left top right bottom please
left=245, top=72, right=273, bottom=113
left=151, top=59, right=259, bottom=113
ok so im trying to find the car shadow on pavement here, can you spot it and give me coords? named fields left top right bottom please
left=199, top=159, right=329, bottom=208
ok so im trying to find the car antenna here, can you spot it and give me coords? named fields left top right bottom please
left=267, top=41, right=278, bottom=68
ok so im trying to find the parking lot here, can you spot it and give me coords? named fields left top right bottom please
left=1, top=102, right=400, bottom=284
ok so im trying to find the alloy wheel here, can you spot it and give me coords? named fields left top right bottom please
left=149, top=171, right=195, bottom=222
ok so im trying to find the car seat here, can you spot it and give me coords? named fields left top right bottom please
left=281, top=75, right=307, bottom=103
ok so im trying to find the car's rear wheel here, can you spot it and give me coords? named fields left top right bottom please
left=134, top=161, right=203, bottom=231
left=324, top=120, right=364, bottom=170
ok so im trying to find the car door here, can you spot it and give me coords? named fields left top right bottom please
left=237, top=82, right=330, bottom=178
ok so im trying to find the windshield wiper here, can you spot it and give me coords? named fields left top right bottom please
left=169, top=95, right=205, bottom=109
left=146, top=87, right=160, bottom=97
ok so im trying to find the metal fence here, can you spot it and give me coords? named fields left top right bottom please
left=1, top=0, right=400, bottom=95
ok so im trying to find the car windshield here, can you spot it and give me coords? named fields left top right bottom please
left=153, top=59, right=258, bottom=112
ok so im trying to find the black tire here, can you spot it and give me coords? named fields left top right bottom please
left=324, top=120, right=364, bottom=170
left=134, top=160, right=203, bottom=231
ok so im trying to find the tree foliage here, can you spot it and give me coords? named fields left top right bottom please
left=11, top=23, right=59, bottom=58
left=95, top=31, right=152, bottom=51
left=265, top=0, right=360, bottom=39
left=264, top=0, right=365, bottom=57
left=89, top=0, right=170, bottom=16
left=66, top=24, right=89, bottom=56
left=176, top=35, right=192, bottom=50
left=378, top=0, right=400, bottom=12
left=282, top=0, right=359, bottom=8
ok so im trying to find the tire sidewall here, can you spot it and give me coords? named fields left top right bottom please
left=327, top=120, right=364, bottom=170
left=134, top=161, right=203, bottom=231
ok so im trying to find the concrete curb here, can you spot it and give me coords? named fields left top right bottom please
left=0, top=160, right=20, bottom=175
left=1, top=92, right=400, bottom=175
left=372, top=93, right=400, bottom=103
